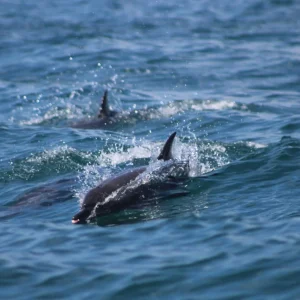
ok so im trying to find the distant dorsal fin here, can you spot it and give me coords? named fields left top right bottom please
left=98, top=90, right=109, bottom=118
left=157, top=132, right=176, bottom=161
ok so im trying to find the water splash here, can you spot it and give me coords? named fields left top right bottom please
left=97, top=143, right=152, bottom=167
left=246, top=141, right=267, bottom=149
left=75, top=136, right=232, bottom=208
left=11, top=95, right=274, bottom=128
left=19, top=104, right=85, bottom=126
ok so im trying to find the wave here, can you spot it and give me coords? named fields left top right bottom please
left=0, top=145, right=94, bottom=182
left=11, top=93, right=280, bottom=128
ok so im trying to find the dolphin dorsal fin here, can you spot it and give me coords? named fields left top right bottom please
left=98, top=90, right=109, bottom=118
left=157, top=132, right=176, bottom=161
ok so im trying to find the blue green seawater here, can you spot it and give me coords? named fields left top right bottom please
left=1, top=0, right=300, bottom=299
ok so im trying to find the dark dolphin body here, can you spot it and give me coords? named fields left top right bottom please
left=0, top=178, right=75, bottom=221
left=72, top=132, right=189, bottom=224
left=71, top=90, right=119, bottom=129
left=12, top=178, right=75, bottom=208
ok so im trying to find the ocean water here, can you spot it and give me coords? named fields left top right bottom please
left=1, top=0, right=300, bottom=298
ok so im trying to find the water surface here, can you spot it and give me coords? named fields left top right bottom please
left=1, top=0, right=300, bottom=299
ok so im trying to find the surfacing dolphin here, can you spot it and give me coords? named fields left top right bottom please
left=72, top=132, right=189, bottom=224
left=0, top=177, right=75, bottom=221
left=71, top=90, right=119, bottom=129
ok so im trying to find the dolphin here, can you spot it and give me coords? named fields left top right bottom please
left=13, top=178, right=75, bottom=208
left=0, top=177, right=75, bottom=221
left=71, top=90, right=119, bottom=129
left=72, top=132, right=189, bottom=224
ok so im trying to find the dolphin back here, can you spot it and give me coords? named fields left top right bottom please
left=98, top=90, right=110, bottom=117
left=157, top=132, right=176, bottom=161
